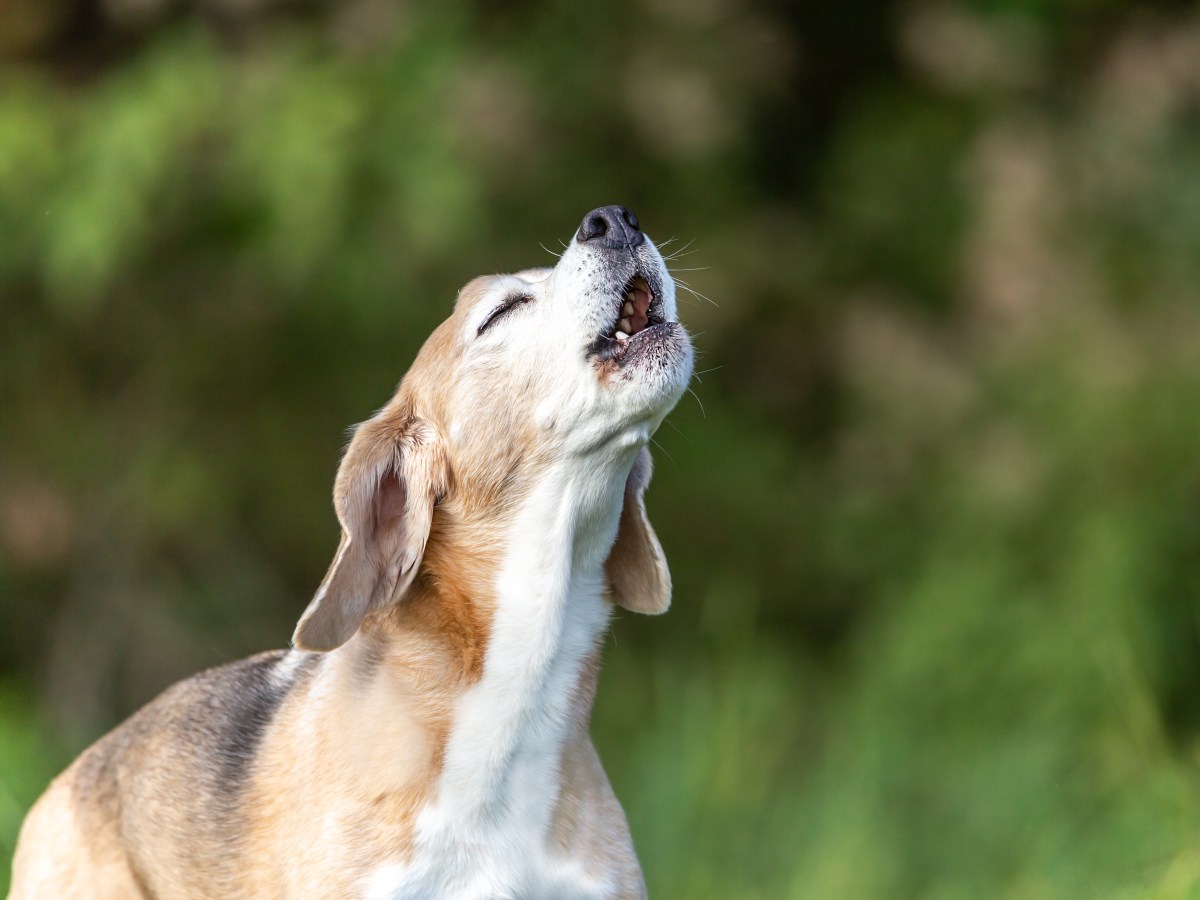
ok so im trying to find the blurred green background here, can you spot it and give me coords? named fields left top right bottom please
left=3, top=0, right=1200, bottom=896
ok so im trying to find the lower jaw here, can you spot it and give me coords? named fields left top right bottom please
left=591, top=323, right=668, bottom=364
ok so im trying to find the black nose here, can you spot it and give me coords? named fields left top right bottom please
left=576, top=205, right=644, bottom=250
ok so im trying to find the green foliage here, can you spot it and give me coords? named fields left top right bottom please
left=3, top=1, right=1200, bottom=896
left=0, top=686, right=61, bottom=895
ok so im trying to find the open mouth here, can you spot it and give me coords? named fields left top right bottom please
left=590, top=273, right=666, bottom=362
left=612, top=275, right=657, bottom=339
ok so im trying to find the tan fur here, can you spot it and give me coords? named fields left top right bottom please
left=606, top=448, right=672, bottom=615
left=10, top=255, right=672, bottom=899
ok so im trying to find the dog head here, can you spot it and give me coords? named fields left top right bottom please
left=293, top=206, right=694, bottom=651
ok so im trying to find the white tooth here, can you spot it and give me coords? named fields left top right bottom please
left=615, top=330, right=629, bottom=340
left=623, top=301, right=634, bottom=316
left=619, top=317, right=631, bottom=332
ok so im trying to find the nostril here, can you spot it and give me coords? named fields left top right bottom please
left=622, top=209, right=639, bottom=230
left=584, top=214, right=608, bottom=241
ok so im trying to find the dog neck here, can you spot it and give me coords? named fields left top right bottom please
left=339, top=447, right=635, bottom=834
left=433, top=457, right=622, bottom=822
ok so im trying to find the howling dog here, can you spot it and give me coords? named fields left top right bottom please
left=10, top=205, right=694, bottom=899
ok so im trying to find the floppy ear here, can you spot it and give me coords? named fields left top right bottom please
left=292, top=405, right=447, bottom=652
left=605, top=447, right=672, bottom=615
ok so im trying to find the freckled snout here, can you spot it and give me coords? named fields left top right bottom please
left=576, top=205, right=645, bottom=251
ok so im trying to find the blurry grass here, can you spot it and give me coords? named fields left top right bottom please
left=598, top=608, right=1200, bottom=899
left=0, top=684, right=61, bottom=897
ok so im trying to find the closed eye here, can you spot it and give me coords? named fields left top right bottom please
left=477, top=293, right=533, bottom=335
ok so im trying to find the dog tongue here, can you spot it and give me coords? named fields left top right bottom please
left=632, top=286, right=651, bottom=315
left=629, top=286, right=651, bottom=333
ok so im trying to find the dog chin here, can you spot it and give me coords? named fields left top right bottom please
left=607, top=322, right=694, bottom=414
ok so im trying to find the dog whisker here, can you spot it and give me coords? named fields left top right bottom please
left=674, top=279, right=718, bottom=308
left=662, top=238, right=696, bottom=261
left=649, top=435, right=675, bottom=466
left=664, top=417, right=690, bottom=441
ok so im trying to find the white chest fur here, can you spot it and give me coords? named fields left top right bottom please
left=364, top=460, right=629, bottom=899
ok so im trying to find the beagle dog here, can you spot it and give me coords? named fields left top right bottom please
left=9, top=205, right=693, bottom=899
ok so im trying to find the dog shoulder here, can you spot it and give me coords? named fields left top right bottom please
left=30, top=649, right=323, bottom=898
left=147, top=649, right=323, bottom=789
